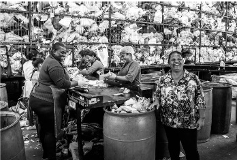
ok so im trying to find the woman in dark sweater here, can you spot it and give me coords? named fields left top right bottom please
left=29, top=42, right=83, bottom=160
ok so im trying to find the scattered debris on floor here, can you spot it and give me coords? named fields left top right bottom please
left=222, top=135, right=229, bottom=139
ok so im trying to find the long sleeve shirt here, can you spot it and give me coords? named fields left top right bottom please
left=80, top=60, right=104, bottom=79
left=31, top=55, right=71, bottom=103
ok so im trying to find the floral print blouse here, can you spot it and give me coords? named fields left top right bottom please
left=154, top=70, right=206, bottom=129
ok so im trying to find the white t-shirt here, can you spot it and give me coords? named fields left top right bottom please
left=22, top=60, right=35, bottom=97
left=22, top=60, right=34, bottom=81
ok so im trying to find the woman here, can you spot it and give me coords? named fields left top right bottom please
left=31, top=58, right=44, bottom=85
left=151, top=51, right=206, bottom=160
left=106, top=46, right=141, bottom=87
left=76, top=49, right=105, bottom=125
left=26, top=58, right=44, bottom=127
left=77, top=49, right=104, bottom=80
left=22, top=49, right=38, bottom=98
left=29, top=42, right=85, bottom=160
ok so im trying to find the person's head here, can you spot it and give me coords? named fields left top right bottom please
left=168, top=51, right=185, bottom=72
left=36, top=52, right=44, bottom=59
left=26, top=48, right=38, bottom=61
left=119, top=46, right=135, bottom=62
left=51, top=42, right=67, bottom=62
left=32, top=58, right=44, bottom=71
left=79, top=49, right=98, bottom=63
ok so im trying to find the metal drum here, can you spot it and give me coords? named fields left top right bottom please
left=197, top=87, right=213, bottom=143
left=103, top=108, right=156, bottom=160
left=0, top=111, right=26, bottom=160
left=0, top=83, right=8, bottom=103
left=203, top=82, right=232, bottom=134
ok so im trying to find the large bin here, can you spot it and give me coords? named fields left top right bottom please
left=0, top=111, right=26, bottom=160
left=103, top=109, right=156, bottom=160
left=0, top=83, right=8, bottom=103
left=197, top=87, right=213, bottom=143
left=203, top=82, right=232, bottom=134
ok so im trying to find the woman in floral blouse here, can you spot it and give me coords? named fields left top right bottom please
left=151, top=51, right=206, bottom=160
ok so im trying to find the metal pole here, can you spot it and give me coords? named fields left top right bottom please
left=28, top=2, right=32, bottom=49
left=199, top=3, right=202, bottom=63
left=108, top=2, right=112, bottom=67
left=76, top=104, right=84, bottom=160
left=161, top=2, right=164, bottom=64
left=225, top=2, right=228, bottom=63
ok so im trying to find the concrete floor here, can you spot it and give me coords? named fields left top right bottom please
left=23, top=101, right=237, bottom=160
left=197, top=100, right=237, bottom=160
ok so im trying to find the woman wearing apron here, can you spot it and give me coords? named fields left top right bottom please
left=29, top=42, right=86, bottom=160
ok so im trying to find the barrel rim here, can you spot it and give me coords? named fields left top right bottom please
left=0, top=111, right=20, bottom=131
left=104, top=108, right=155, bottom=116
left=202, top=87, right=213, bottom=92
left=202, top=82, right=232, bottom=88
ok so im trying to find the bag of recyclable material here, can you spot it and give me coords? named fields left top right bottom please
left=59, top=16, right=72, bottom=28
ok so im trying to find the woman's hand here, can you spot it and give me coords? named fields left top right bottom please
left=107, top=72, right=117, bottom=80
left=196, top=118, right=205, bottom=130
left=77, top=80, right=88, bottom=86
left=101, top=72, right=110, bottom=79
left=149, top=99, right=160, bottom=110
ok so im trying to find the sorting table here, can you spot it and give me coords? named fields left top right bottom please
left=67, top=84, right=155, bottom=160
left=67, top=86, right=132, bottom=160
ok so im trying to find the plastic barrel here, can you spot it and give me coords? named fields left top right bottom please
left=103, top=109, right=156, bottom=160
left=197, top=87, right=213, bottom=143
left=203, top=82, right=232, bottom=134
left=0, top=111, right=26, bottom=160
left=0, top=83, right=8, bottom=104
left=0, top=101, right=8, bottom=111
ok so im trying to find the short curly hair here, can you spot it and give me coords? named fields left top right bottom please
left=52, top=42, right=66, bottom=52
left=168, top=51, right=183, bottom=63
left=79, top=49, right=97, bottom=57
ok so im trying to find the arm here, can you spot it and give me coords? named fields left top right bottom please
left=194, top=75, right=206, bottom=130
left=150, top=78, right=162, bottom=110
left=115, top=75, right=129, bottom=82
left=108, top=62, right=140, bottom=83
left=124, top=62, right=140, bottom=83
left=70, top=80, right=78, bottom=87
left=48, top=61, right=72, bottom=89
left=79, top=61, right=103, bottom=75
